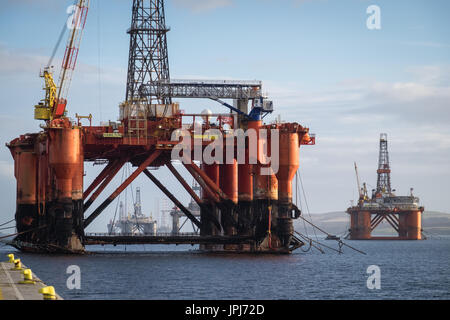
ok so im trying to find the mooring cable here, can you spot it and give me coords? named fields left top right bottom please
left=297, top=215, right=366, bottom=255
left=295, top=231, right=342, bottom=254
left=298, top=170, right=321, bottom=247
left=0, top=225, right=16, bottom=231
left=296, top=172, right=310, bottom=239
left=0, top=225, right=47, bottom=241
left=0, top=219, right=15, bottom=227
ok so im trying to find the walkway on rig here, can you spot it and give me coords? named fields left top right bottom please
left=83, top=233, right=255, bottom=246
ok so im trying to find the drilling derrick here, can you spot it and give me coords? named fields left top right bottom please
left=347, top=134, right=425, bottom=240
left=376, top=133, right=391, bottom=196
left=126, top=0, right=171, bottom=105
left=134, top=187, right=142, bottom=217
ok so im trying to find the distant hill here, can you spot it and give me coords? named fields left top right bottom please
left=294, top=211, right=450, bottom=236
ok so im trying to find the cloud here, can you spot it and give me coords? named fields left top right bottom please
left=406, top=65, right=450, bottom=86
left=0, top=45, right=125, bottom=86
left=0, top=46, right=48, bottom=74
left=172, top=0, right=233, bottom=13
left=264, top=64, right=450, bottom=127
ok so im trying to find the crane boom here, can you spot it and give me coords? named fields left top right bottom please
left=354, top=162, right=362, bottom=199
left=53, top=0, right=90, bottom=119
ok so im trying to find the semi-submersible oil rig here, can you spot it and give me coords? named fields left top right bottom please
left=6, top=0, right=314, bottom=254
left=346, top=134, right=424, bottom=240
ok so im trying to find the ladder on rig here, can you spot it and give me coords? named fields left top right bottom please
left=126, top=103, right=147, bottom=144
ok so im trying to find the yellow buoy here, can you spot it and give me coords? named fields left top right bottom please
left=39, top=286, right=56, bottom=300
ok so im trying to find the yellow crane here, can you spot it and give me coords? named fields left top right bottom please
left=34, top=0, right=90, bottom=123
left=354, top=162, right=369, bottom=204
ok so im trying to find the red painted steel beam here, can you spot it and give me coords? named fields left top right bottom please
left=83, top=159, right=126, bottom=212
left=390, top=214, right=399, bottom=224
left=83, top=151, right=162, bottom=228
left=166, top=162, right=203, bottom=206
left=371, top=214, right=385, bottom=231
left=370, top=214, right=383, bottom=227
left=142, top=169, right=202, bottom=230
left=386, top=214, right=399, bottom=229
left=83, top=160, right=118, bottom=199
left=183, top=164, right=221, bottom=204
left=184, top=162, right=230, bottom=202
left=384, top=214, right=399, bottom=233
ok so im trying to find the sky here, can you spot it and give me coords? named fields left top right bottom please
left=0, top=0, right=449, bottom=232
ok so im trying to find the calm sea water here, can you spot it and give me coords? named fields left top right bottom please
left=1, top=237, right=449, bottom=300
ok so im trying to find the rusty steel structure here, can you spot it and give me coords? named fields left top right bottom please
left=346, top=134, right=424, bottom=240
left=7, top=0, right=315, bottom=254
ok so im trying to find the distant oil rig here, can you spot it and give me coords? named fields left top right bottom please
left=107, top=187, right=158, bottom=235
left=107, top=184, right=201, bottom=236
left=346, top=134, right=424, bottom=240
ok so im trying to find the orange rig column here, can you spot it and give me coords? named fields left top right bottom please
left=72, top=133, right=85, bottom=242
left=220, top=137, right=238, bottom=250
left=347, top=208, right=371, bottom=239
left=48, top=126, right=84, bottom=251
left=407, top=210, right=422, bottom=240
left=275, top=125, right=300, bottom=248
left=200, top=162, right=221, bottom=243
left=37, top=140, right=49, bottom=220
left=398, top=212, right=408, bottom=238
left=349, top=211, right=360, bottom=239
left=11, top=142, right=38, bottom=243
left=237, top=128, right=254, bottom=239
left=358, top=211, right=372, bottom=239
left=253, top=121, right=280, bottom=249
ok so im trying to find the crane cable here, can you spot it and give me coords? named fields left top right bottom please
left=46, top=20, right=68, bottom=69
